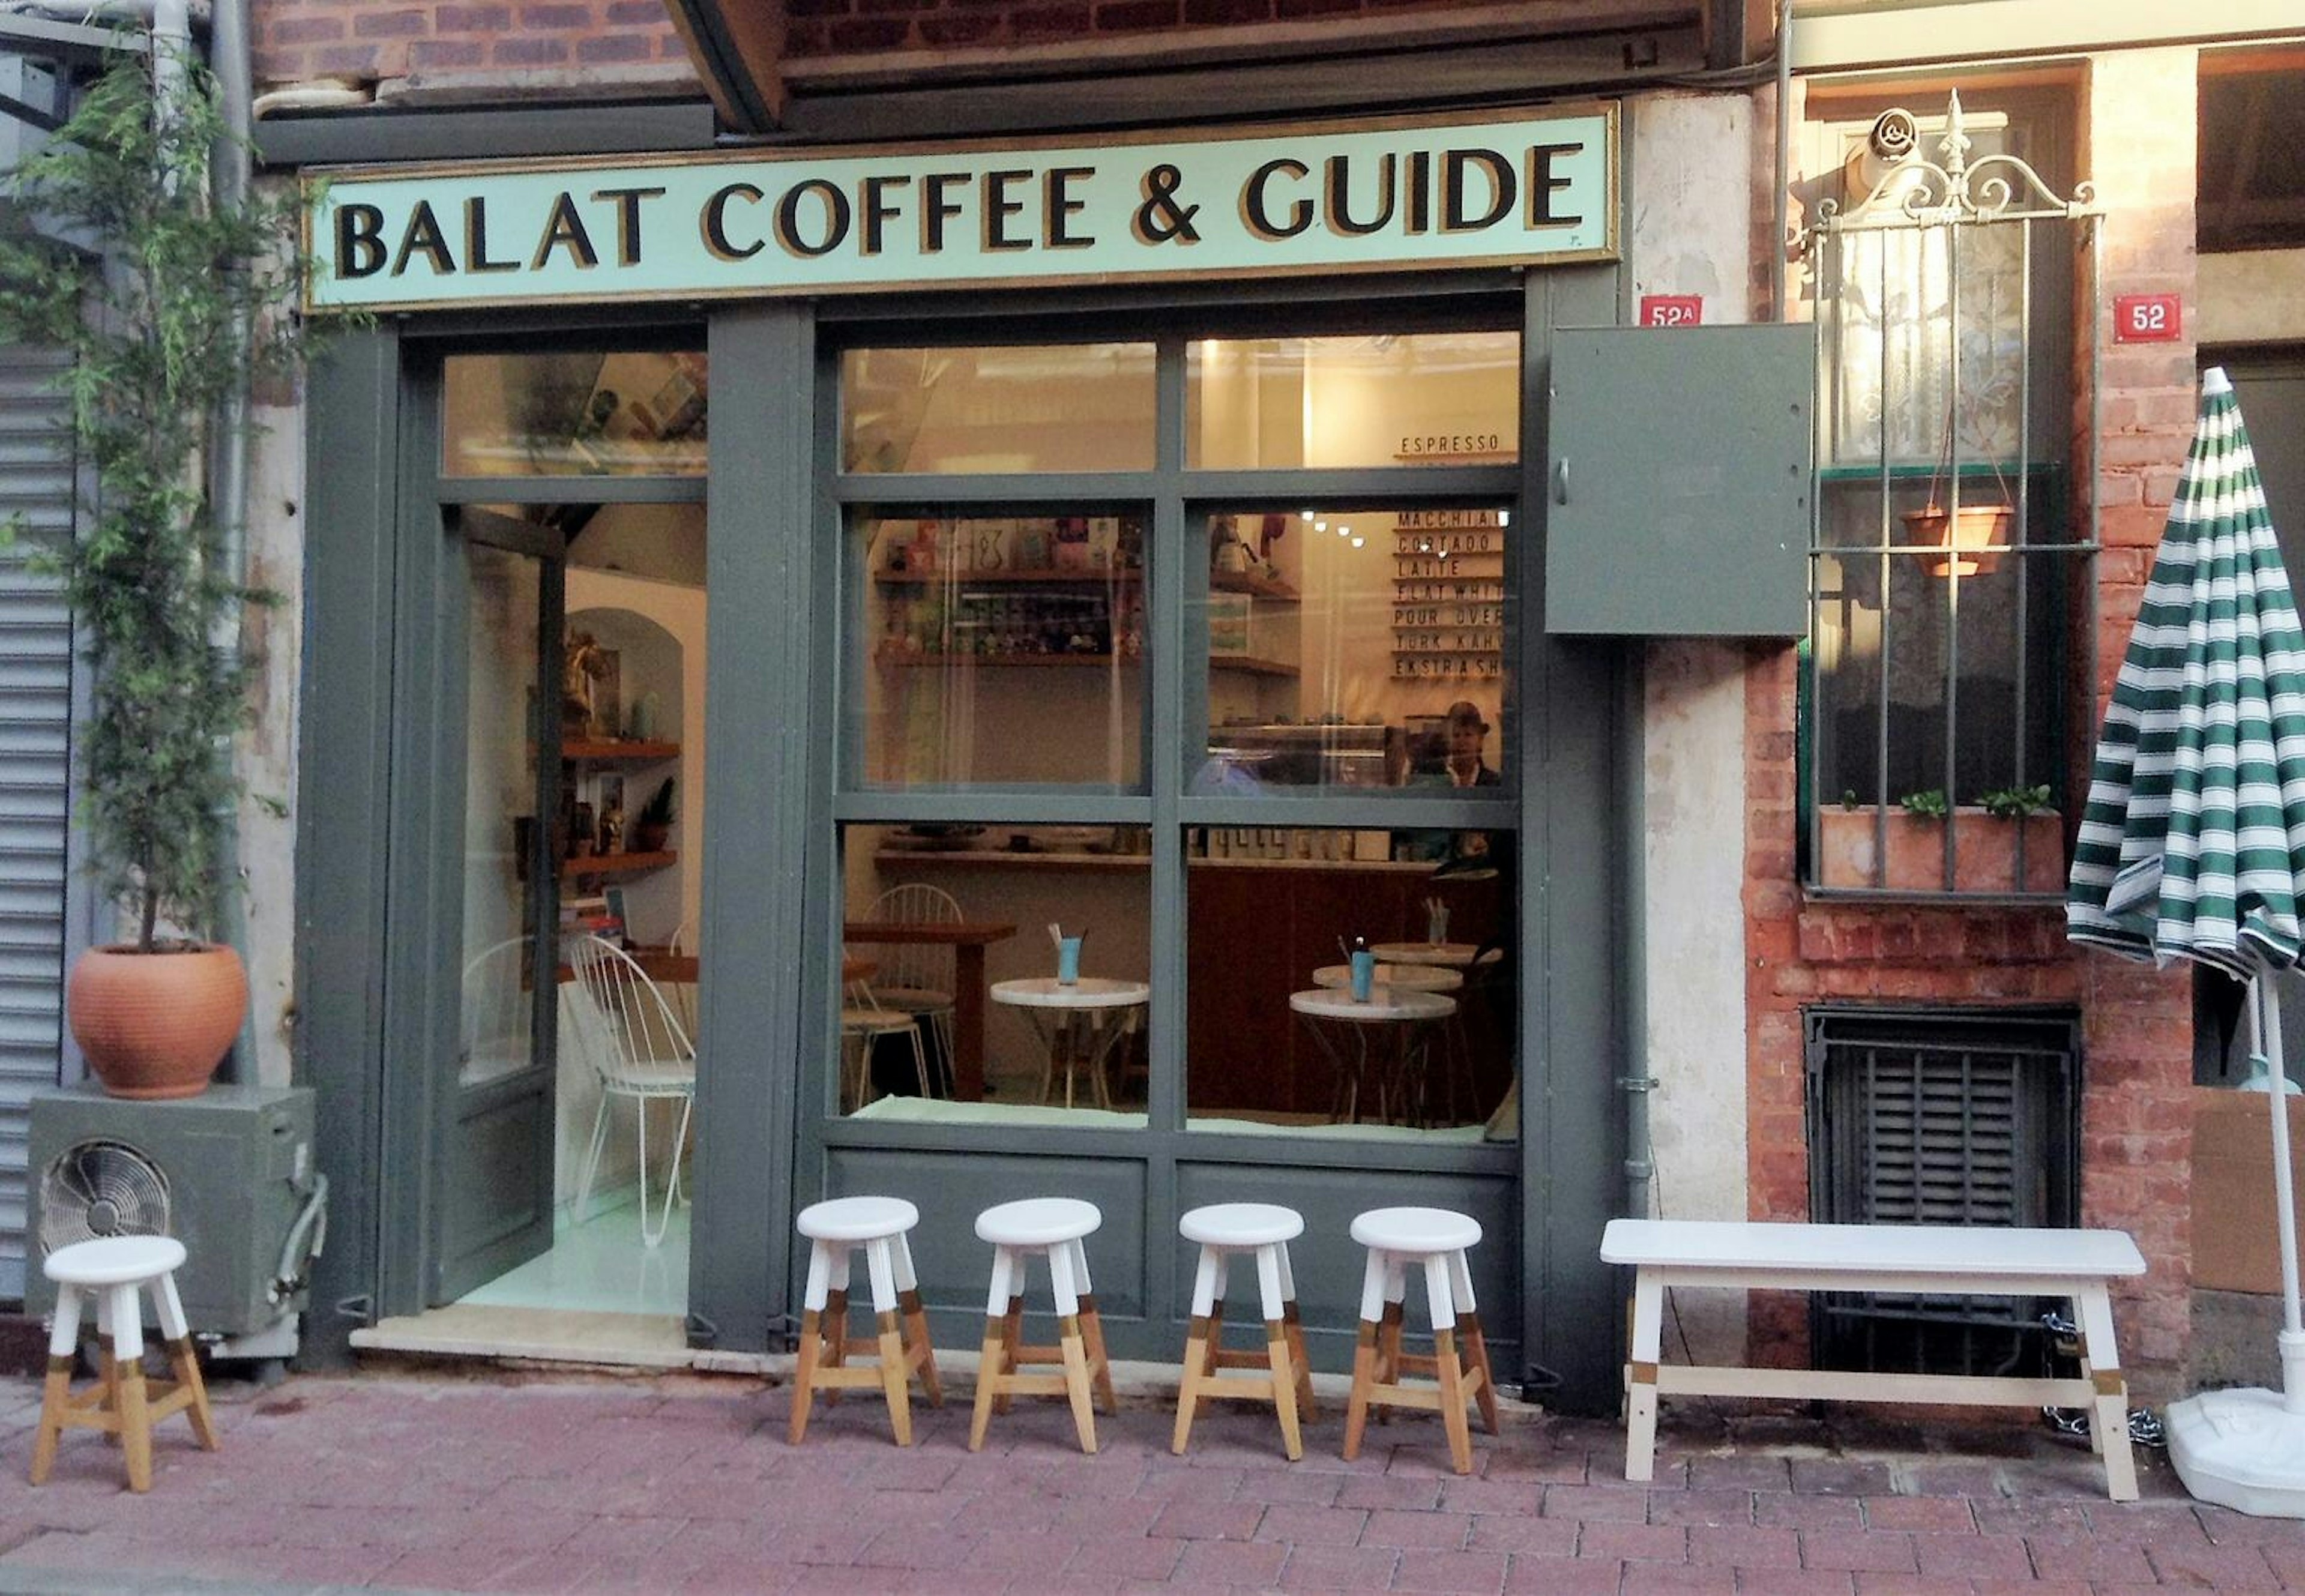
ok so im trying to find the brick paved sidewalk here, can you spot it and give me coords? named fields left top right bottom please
left=0, top=1363, right=2285, bottom=1593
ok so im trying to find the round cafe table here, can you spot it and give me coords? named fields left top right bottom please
left=1369, top=941, right=1487, bottom=969
left=1310, top=962, right=1463, bottom=994
left=1289, top=987, right=1456, bottom=1126
left=991, top=977, right=1150, bottom=1111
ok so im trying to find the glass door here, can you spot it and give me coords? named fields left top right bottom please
left=434, top=506, right=565, bottom=1302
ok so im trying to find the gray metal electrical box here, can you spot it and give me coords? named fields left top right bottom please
left=1544, top=323, right=1816, bottom=637
left=26, top=1084, right=324, bottom=1339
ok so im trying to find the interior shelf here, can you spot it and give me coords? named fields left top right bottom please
left=1212, top=570, right=1301, bottom=602
left=878, top=651, right=1139, bottom=667
left=560, top=849, right=676, bottom=879
left=873, top=567, right=1138, bottom=586
left=1211, top=655, right=1300, bottom=678
left=875, top=848, right=1152, bottom=870
left=561, top=739, right=680, bottom=763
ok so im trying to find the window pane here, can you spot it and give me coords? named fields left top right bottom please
left=443, top=350, right=705, bottom=477
left=1812, top=490, right=2062, bottom=807
left=840, top=345, right=1156, bottom=473
left=1200, top=507, right=1509, bottom=792
left=838, top=822, right=1151, bottom=1124
left=853, top=513, right=1145, bottom=788
left=1186, top=827, right=1516, bottom=1139
left=1186, top=332, right=1518, bottom=469
left=460, top=543, right=543, bottom=1089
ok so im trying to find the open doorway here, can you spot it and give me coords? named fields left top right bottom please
left=360, top=346, right=711, bottom=1365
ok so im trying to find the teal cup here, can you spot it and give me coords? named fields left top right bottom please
left=1349, top=949, right=1375, bottom=1002
left=1057, top=936, right=1083, bottom=984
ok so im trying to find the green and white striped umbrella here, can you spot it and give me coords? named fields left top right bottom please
left=2084, top=370, right=2305, bottom=1514
left=2068, top=367, right=2305, bottom=978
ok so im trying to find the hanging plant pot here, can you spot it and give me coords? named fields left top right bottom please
left=65, top=944, right=246, bottom=1100
left=1903, top=503, right=2013, bottom=577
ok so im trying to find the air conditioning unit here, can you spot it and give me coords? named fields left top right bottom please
left=26, top=1085, right=327, bottom=1357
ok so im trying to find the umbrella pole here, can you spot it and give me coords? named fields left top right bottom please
left=2253, top=973, right=2305, bottom=1410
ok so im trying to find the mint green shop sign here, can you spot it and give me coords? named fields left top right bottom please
left=303, top=105, right=1618, bottom=313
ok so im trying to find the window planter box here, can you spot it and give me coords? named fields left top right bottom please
left=1816, top=807, right=2064, bottom=894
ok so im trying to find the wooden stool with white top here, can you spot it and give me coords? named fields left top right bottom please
left=1172, top=1202, right=1317, bottom=1460
left=788, top=1196, right=942, bottom=1446
left=968, top=1197, right=1115, bottom=1453
left=1342, top=1206, right=1499, bottom=1475
left=31, top=1236, right=217, bottom=1493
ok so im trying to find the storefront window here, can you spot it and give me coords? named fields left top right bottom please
left=840, top=343, right=1156, bottom=473
left=831, top=323, right=1517, bottom=1145
left=1184, top=827, right=1516, bottom=1139
left=443, top=349, right=706, bottom=477
left=1200, top=507, right=1510, bottom=793
left=1185, top=331, right=1518, bottom=470
left=850, top=512, right=1145, bottom=788
left=836, top=822, right=1152, bottom=1122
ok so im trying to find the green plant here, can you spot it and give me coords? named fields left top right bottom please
left=639, top=778, right=677, bottom=830
left=1976, top=783, right=2053, bottom=819
left=1898, top=788, right=1949, bottom=820
left=1840, top=789, right=1860, bottom=812
left=0, top=47, right=312, bottom=951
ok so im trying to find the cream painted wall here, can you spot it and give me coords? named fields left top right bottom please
left=238, top=397, right=304, bottom=1087
left=1630, top=91, right=1758, bottom=1363
left=2200, top=250, right=2305, bottom=348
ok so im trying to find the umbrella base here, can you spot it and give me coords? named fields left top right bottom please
left=2168, top=1387, right=2305, bottom=1517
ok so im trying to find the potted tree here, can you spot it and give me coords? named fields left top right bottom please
left=0, top=47, right=309, bottom=1097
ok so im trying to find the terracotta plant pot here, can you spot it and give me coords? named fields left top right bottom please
left=1902, top=503, right=2013, bottom=577
left=65, top=943, right=246, bottom=1100
left=1817, top=807, right=2063, bottom=893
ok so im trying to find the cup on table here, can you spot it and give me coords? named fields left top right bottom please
left=1056, top=936, right=1083, bottom=985
left=1427, top=905, right=1449, bottom=944
left=1349, top=949, right=1375, bottom=1002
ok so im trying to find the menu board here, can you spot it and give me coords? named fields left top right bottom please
left=1392, top=509, right=1504, bottom=679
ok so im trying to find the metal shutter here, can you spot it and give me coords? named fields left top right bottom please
left=1805, top=1008, right=2080, bottom=1376
left=0, top=345, right=78, bottom=1302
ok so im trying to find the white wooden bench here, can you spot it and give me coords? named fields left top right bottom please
left=1598, top=1218, right=2147, bottom=1501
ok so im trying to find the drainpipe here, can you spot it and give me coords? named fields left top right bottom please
left=1772, top=0, right=1793, bottom=321
left=205, top=0, right=256, bottom=1083
left=1618, top=654, right=1654, bottom=1220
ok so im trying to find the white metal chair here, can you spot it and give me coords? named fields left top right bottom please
left=567, top=935, right=698, bottom=1248
left=664, top=916, right=699, bottom=1041
left=863, top=882, right=962, bottom=1095
left=840, top=955, right=930, bottom=1110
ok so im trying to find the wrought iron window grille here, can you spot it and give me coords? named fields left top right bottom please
left=1801, top=92, right=2103, bottom=899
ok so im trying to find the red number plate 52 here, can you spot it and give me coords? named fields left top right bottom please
left=2114, top=294, right=2181, bottom=343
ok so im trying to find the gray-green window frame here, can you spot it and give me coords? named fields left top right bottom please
left=300, top=273, right=1635, bottom=1416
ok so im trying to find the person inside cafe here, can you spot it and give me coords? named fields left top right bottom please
left=1418, top=699, right=1499, bottom=787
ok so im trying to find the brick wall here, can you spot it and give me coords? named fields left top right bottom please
left=252, top=1, right=696, bottom=93
left=2072, top=46, right=2201, bottom=1385
left=251, top=0, right=1612, bottom=94
left=1744, top=50, right=2201, bottom=1395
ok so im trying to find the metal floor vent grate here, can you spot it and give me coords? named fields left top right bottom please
left=1804, top=1008, right=2080, bottom=1377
